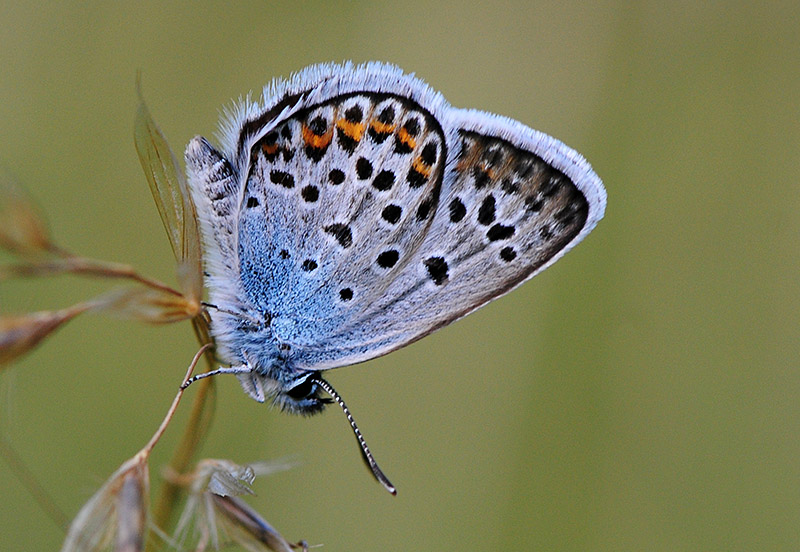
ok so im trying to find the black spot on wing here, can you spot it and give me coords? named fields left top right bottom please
left=329, top=169, right=345, bottom=185
left=500, top=246, right=517, bottom=262
left=270, top=170, right=294, bottom=188
left=301, top=259, right=318, bottom=272
left=356, top=157, right=373, bottom=179
left=477, top=195, right=496, bottom=225
left=449, top=198, right=466, bottom=222
left=301, top=185, right=319, bottom=202
left=344, top=105, right=363, bottom=122
left=424, top=256, right=448, bottom=285
left=487, top=224, right=515, bottom=242
left=377, top=250, right=399, bottom=269
left=372, top=170, right=395, bottom=191
left=324, top=223, right=353, bottom=248
left=382, top=204, right=402, bottom=224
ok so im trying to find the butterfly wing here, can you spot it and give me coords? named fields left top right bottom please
left=300, top=108, right=606, bottom=367
left=235, top=89, right=448, bottom=330
left=192, top=62, right=605, bottom=374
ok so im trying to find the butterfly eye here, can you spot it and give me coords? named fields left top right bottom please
left=286, top=376, right=319, bottom=400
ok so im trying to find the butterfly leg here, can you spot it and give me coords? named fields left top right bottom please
left=180, top=364, right=260, bottom=394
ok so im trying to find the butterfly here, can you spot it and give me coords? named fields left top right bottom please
left=183, top=62, right=606, bottom=493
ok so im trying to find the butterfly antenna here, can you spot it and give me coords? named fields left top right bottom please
left=312, top=376, right=396, bottom=495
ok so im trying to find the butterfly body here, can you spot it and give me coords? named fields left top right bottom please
left=185, top=62, right=606, bottom=415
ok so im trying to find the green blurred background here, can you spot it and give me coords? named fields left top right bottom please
left=2, top=2, right=799, bottom=550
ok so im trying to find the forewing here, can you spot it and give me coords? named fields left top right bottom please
left=235, top=91, right=447, bottom=345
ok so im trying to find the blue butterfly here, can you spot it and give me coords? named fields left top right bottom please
left=183, top=62, right=606, bottom=492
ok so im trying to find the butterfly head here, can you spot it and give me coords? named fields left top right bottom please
left=196, top=303, right=329, bottom=414
left=273, top=371, right=331, bottom=415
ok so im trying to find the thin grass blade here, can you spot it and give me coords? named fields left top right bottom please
left=133, top=81, right=203, bottom=303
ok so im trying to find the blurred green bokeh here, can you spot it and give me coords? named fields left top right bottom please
left=1, top=2, right=799, bottom=551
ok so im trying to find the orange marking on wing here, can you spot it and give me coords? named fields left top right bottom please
left=336, top=118, right=366, bottom=141
left=397, top=127, right=416, bottom=150
left=411, top=157, right=432, bottom=178
left=370, top=120, right=395, bottom=134
left=302, top=124, right=333, bottom=148
left=456, top=140, right=480, bottom=172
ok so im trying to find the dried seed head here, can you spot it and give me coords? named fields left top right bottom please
left=0, top=305, right=90, bottom=365
left=61, top=456, right=149, bottom=552
left=0, top=174, right=56, bottom=256
left=176, top=259, right=203, bottom=311
left=206, top=462, right=256, bottom=497
left=169, top=458, right=296, bottom=498
left=211, top=494, right=306, bottom=552
left=93, top=287, right=201, bottom=324
left=114, top=470, right=147, bottom=552
left=0, top=285, right=198, bottom=367
left=171, top=458, right=305, bottom=552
